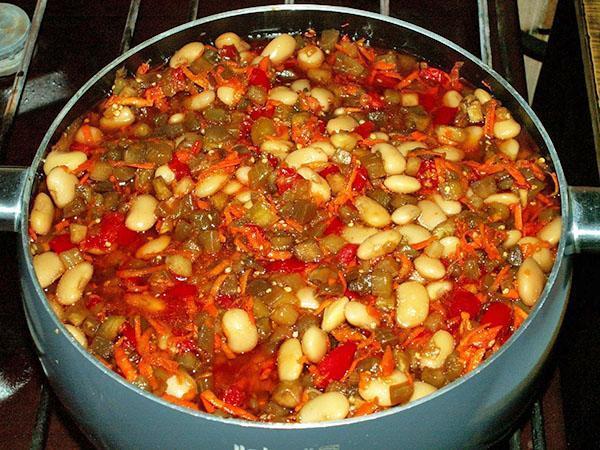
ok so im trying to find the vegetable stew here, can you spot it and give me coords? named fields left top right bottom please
left=29, top=29, right=561, bottom=423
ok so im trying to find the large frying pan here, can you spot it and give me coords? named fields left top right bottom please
left=1, top=5, right=598, bottom=449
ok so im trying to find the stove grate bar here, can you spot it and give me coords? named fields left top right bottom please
left=188, top=0, right=200, bottom=22
left=120, top=0, right=142, bottom=54
left=0, top=0, right=47, bottom=159
left=30, top=383, right=51, bottom=450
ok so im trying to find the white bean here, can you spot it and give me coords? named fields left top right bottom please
left=235, top=166, right=251, bottom=185
left=432, top=145, right=464, bottom=162
left=442, top=90, right=462, bottom=108
left=301, top=326, right=328, bottom=363
left=43, top=150, right=88, bottom=175
left=439, top=236, right=460, bottom=258
left=30, top=193, right=54, bottom=235
left=498, top=138, right=519, bottom=160
left=269, top=86, right=298, bottom=106
left=298, top=392, right=349, bottom=423
left=537, top=216, right=561, bottom=246
left=355, top=195, right=391, bottom=228
left=100, top=105, right=135, bottom=129
left=341, top=225, right=378, bottom=244
left=426, top=280, right=453, bottom=301
left=297, top=167, right=331, bottom=202
left=308, top=87, right=334, bottom=112
left=503, top=229, right=522, bottom=248
left=409, top=381, right=437, bottom=402
left=46, top=167, right=78, bottom=208
left=64, top=324, right=88, bottom=348
left=174, top=176, right=194, bottom=197
left=517, top=257, right=545, bottom=306
left=291, top=79, right=311, bottom=92
left=277, top=338, right=304, bottom=381
left=223, top=180, right=242, bottom=195
left=474, top=88, right=492, bottom=104
left=414, top=255, right=446, bottom=280
left=532, top=247, right=555, bottom=273
left=56, top=262, right=93, bottom=306
left=215, top=32, right=249, bottom=52
left=135, top=235, right=171, bottom=259
left=217, top=86, right=239, bottom=107
left=168, top=113, right=185, bottom=124
left=330, top=132, right=357, bottom=151
left=483, top=192, right=520, bottom=206
left=344, top=301, right=379, bottom=329
left=321, top=296, right=349, bottom=332
left=261, top=34, right=296, bottom=65
left=370, top=132, right=389, bottom=141
left=396, top=141, right=426, bottom=157
left=285, top=147, right=328, bottom=169
left=397, top=224, right=431, bottom=245
left=170, top=42, right=205, bottom=67
left=396, top=281, right=430, bottom=328
left=74, top=125, right=103, bottom=145
left=125, top=194, right=158, bottom=232
left=194, top=173, right=229, bottom=198
left=308, top=140, right=335, bottom=156
left=184, top=90, right=215, bottom=110
left=417, top=200, right=447, bottom=230
left=432, top=194, right=462, bottom=216
left=260, top=139, right=294, bottom=159
left=155, top=164, right=175, bottom=183
left=166, top=254, right=193, bottom=277
left=222, top=308, right=258, bottom=353
left=463, top=126, right=484, bottom=151
left=357, top=229, right=401, bottom=260
left=165, top=371, right=197, bottom=399
left=297, top=45, right=325, bottom=70
left=373, top=143, right=406, bottom=175
left=419, top=330, right=455, bottom=369
left=391, top=205, right=421, bottom=225
left=494, top=119, right=521, bottom=139
left=33, top=251, right=65, bottom=288
left=296, top=286, right=320, bottom=310
left=359, top=370, right=408, bottom=406
left=326, top=115, right=358, bottom=134
left=384, top=175, right=421, bottom=194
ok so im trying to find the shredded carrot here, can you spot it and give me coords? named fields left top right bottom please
left=54, top=219, right=71, bottom=232
left=411, top=236, right=435, bottom=250
left=208, top=260, right=231, bottom=277
left=395, top=70, right=419, bottom=90
left=353, top=401, right=378, bottom=417
left=513, top=203, right=523, bottom=230
left=162, top=394, right=200, bottom=410
left=489, top=265, right=511, bottom=293
left=380, top=345, right=395, bottom=376
left=114, top=345, right=138, bottom=382
left=483, top=99, right=497, bottom=136
left=200, top=390, right=257, bottom=421
left=110, top=161, right=156, bottom=170
left=209, top=273, right=228, bottom=298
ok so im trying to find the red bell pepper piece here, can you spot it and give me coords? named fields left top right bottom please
left=49, top=234, right=75, bottom=253
left=352, top=166, right=369, bottom=192
left=222, top=385, right=246, bottom=407
left=168, top=157, right=191, bottom=180
left=119, top=322, right=137, bottom=347
left=420, top=67, right=451, bottom=86
left=249, top=103, right=275, bottom=120
left=480, top=302, right=513, bottom=329
left=324, top=217, right=344, bottom=236
left=220, top=44, right=238, bottom=60
left=81, top=212, right=139, bottom=251
left=248, top=67, right=271, bottom=92
left=337, top=244, right=358, bottom=265
left=448, top=289, right=481, bottom=319
left=316, top=342, right=357, bottom=387
left=215, top=294, right=236, bottom=309
left=276, top=167, right=301, bottom=194
left=416, top=158, right=439, bottom=191
left=355, top=120, right=376, bottom=138
left=318, top=165, right=341, bottom=178
left=165, top=282, right=198, bottom=299
left=264, top=257, right=308, bottom=273
left=432, top=106, right=458, bottom=125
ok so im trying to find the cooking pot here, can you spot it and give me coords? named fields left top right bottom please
left=1, top=5, right=599, bottom=449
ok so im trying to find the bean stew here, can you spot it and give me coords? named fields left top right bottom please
left=29, top=29, right=561, bottom=423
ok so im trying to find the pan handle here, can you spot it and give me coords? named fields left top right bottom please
left=0, top=166, right=28, bottom=232
left=568, top=186, right=600, bottom=253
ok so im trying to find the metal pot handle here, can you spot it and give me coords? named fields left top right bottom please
left=568, top=186, right=600, bottom=253
left=0, top=166, right=28, bottom=232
